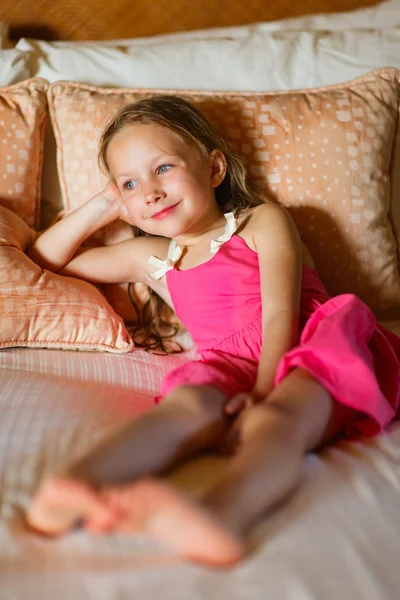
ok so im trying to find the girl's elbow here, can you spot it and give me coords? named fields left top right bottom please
left=26, top=245, right=42, bottom=265
left=26, top=245, right=63, bottom=273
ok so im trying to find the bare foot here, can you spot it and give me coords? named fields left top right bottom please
left=100, top=478, right=244, bottom=567
left=26, top=476, right=120, bottom=536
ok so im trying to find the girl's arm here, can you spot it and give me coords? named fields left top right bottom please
left=28, top=185, right=125, bottom=272
left=251, top=203, right=302, bottom=401
left=27, top=185, right=163, bottom=285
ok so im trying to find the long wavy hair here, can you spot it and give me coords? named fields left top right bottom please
left=98, top=95, right=265, bottom=354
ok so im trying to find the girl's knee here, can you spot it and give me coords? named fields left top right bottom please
left=266, top=369, right=335, bottom=449
left=163, top=384, right=227, bottom=417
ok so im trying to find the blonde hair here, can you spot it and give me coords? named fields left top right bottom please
left=99, top=95, right=265, bottom=354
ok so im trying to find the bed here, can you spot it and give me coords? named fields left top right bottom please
left=1, top=1, right=400, bottom=598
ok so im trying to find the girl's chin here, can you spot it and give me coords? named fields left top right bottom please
left=143, top=220, right=187, bottom=238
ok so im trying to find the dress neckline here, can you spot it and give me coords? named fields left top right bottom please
left=170, top=233, right=254, bottom=275
left=147, top=213, right=317, bottom=280
left=148, top=212, right=238, bottom=280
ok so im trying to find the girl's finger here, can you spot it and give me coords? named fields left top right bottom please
left=224, top=393, right=250, bottom=415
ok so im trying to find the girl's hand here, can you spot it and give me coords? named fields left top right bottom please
left=28, top=183, right=132, bottom=273
left=224, top=392, right=254, bottom=418
left=217, top=391, right=268, bottom=455
left=216, top=393, right=254, bottom=456
left=99, top=182, right=130, bottom=224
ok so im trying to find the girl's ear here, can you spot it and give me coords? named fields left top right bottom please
left=209, top=149, right=227, bottom=188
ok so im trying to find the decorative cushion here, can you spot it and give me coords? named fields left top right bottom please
left=0, top=206, right=133, bottom=352
left=0, top=78, right=48, bottom=228
left=48, top=68, right=400, bottom=318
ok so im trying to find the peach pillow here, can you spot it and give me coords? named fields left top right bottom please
left=48, top=68, right=400, bottom=319
left=0, top=206, right=133, bottom=352
left=0, top=78, right=48, bottom=229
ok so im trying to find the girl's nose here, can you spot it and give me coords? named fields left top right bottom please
left=144, top=183, right=166, bottom=204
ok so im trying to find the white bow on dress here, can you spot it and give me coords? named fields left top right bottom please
left=147, top=239, right=183, bottom=281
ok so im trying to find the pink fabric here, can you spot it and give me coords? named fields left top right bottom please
left=160, top=234, right=400, bottom=437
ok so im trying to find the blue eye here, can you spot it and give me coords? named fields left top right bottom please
left=124, top=180, right=137, bottom=190
left=158, top=165, right=172, bottom=174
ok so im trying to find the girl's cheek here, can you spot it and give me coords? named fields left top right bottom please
left=124, top=211, right=137, bottom=226
left=125, top=205, right=137, bottom=221
left=126, top=203, right=144, bottom=225
left=122, top=194, right=135, bottom=211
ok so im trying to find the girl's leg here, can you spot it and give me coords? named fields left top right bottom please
left=27, top=385, right=230, bottom=535
left=202, top=369, right=353, bottom=535
left=101, top=369, right=356, bottom=565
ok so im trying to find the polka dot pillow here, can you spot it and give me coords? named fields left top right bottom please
left=0, top=78, right=48, bottom=229
left=0, top=206, right=133, bottom=352
left=48, top=68, right=400, bottom=319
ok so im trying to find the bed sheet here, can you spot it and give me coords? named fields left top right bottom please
left=0, top=321, right=400, bottom=599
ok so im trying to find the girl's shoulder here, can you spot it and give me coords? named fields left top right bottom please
left=236, top=202, right=314, bottom=268
left=130, top=234, right=171, bottom=255
left=121, top=234, right=171, bottom=278
left=235, top=201, right=292, bottom=251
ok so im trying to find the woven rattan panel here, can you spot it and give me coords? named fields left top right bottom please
left=2, top=0, right=380, bottom=41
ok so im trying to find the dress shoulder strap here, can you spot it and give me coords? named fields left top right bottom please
left=210, top=212, right=238, bottom=255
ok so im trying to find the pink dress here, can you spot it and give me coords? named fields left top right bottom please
left=150, top=214, right=400, bottom=438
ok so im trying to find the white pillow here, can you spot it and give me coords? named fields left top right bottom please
left=16, top=29, right=400, bottom=90
left=0, top=48, right=31, bottom=85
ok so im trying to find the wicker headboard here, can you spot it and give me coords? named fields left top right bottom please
left=1, top=0, right=380, bottom=42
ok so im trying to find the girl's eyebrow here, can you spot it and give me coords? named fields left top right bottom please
left=115, top=153, right=180, bottom=180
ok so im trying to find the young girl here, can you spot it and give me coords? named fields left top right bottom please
left=26, top=95, right=400, bottom=567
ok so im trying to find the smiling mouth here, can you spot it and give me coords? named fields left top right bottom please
left=151, top=202, right=180, bottom=219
